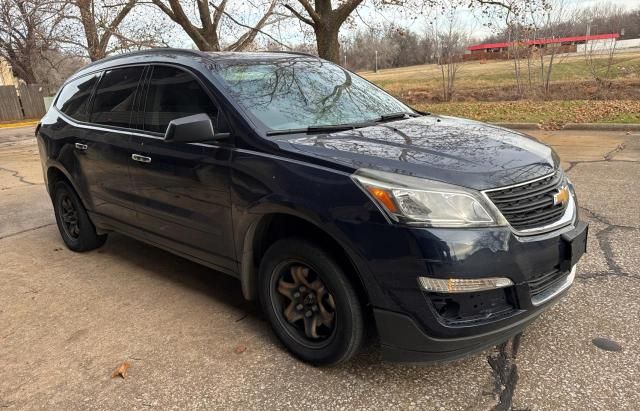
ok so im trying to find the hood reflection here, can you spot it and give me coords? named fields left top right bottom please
left=281, top=115, right=556, bottom=190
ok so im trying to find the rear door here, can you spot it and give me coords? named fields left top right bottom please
left=78, top=65, right=146, bottom=227
left=52, top=72, right=100, bottom=203
left=129, top=65, right=236, bottom=272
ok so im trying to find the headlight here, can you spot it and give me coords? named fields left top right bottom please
left=352, top=168, right=507, bottom=228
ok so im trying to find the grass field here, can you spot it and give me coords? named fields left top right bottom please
left=361, top=50, right=640, bottom=126
left=417, top=100, right=640, bottom=126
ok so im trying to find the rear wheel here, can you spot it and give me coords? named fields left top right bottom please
left=259, top=238, right=364, bottom=365
left=52, top=181, right=107, bottom=251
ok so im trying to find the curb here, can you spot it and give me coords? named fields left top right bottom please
left=492, top=122, right=640, bottom=132
left=0, top=120, right=39, bottom=129
left=491, top=122, right=540, bottom=130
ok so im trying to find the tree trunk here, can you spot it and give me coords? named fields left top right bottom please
left=12, top=62, right=37, bottom=84
left=315, top=24, right=340, bottom=63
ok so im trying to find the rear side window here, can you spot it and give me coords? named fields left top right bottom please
left=90, top=66, right=144, bottom=128
left=55, top=74, right=99, bottom=121
left=143, top=66, right=218, bottom=134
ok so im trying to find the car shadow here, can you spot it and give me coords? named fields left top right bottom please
left=96, top=232, right=261, bottom=322
left=88, top=232, right=485, bottom=371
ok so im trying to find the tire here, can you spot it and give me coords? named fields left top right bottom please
left=52, top=180, right=107, bottom=251
left=258, top=238, right=364, bottom=365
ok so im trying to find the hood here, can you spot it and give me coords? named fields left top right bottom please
left=277, top=115, right=558, bottom=190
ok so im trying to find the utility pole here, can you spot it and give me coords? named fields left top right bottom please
left=344, top=54, right=347, bottom=67
left=374, top=50, right=378, bottom=73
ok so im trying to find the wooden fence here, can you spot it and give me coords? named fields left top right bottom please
left=0, top=84, right=47, bottom=122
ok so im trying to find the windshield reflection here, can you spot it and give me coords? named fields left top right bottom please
left=213, top=58, right=410, bottom=132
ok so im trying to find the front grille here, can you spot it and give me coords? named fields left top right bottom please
left=528, top=269, right=568, bottom=299
left=485, top=172, right=568, bottom=231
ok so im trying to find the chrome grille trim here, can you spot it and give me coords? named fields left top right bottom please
left=482, top=171, right=576, bottom=236
left=531, top=265, right=576, bottom=306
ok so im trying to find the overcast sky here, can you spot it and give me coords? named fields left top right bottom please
left=156, top=0, right=640, bottom=49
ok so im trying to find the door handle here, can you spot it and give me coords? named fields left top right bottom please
left=74, top=143, right=88, bottom=151
left=131, top=154, right=152, bottom=163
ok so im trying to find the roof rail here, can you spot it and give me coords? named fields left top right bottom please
left=77, top=48, right=322, bottom=75
left=80, top=48, right=207, bottom=71
left=265, top=50, right=319, bottom=58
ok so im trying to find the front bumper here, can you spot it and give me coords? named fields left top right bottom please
left=375, top=304, right=547, bottom=363
left=375, top=265, right=577, bottom=362
left=345, top=219, right=588, bottom=362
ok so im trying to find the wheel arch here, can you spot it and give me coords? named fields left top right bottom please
left=46, top=164, right=93, bottom=212
left=240, top=213, right=370, bottom=308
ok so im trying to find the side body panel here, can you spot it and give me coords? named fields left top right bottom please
left=129, top=136, right=236, bottom=272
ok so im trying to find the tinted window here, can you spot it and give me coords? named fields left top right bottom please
left=144, top=66, right=218, bottom=134
left=55, top=74, right=99, bottom=121
left=214, top=58, right=410, bottom=132
left=90, top=66, right=144, bottom=128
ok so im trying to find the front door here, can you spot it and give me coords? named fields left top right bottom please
left=128, top=65, right=236, bottom=272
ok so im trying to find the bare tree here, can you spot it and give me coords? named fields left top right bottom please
left=496, top=0, right=572, bottom=97
left=0, top=0, right=69, bottom=84
left=34, top=49, right=87, bottom=91
left=151, top=0, right=281, bottom=51
left=284, top=0, right=551, bottom=63
left=579, top=4, right=624, bottom=89
left=283, top=0, right=365, bottom=63
left=505, top=22, right=532, bottom=98
left=62, top=0, right=162, bottom=61
left=432, top=9, right=468, bottom=102
left=531, top=0, right=573, bottom=96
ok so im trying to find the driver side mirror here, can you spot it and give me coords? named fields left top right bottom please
left=163, top=113, right=230, bottom=143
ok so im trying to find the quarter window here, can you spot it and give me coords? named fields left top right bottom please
left=90, top=66, right=144, bottom=128
left=143, top=66, right=218, bottom=134
left=55, top=74, right=99, bottom=121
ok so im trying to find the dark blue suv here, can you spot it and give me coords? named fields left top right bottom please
left=37, top=49, right=588, bottom=365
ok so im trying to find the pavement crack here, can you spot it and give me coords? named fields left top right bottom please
left=596, top=226, right=627, bottom=275
left=603, top=143, right=626, bottom=161
left=578, top=271, right=640, bottom=280
left=0, top=223, right=55, bottom=240
left=0, top=166, right=40, bottom=186
left=578, top=206, right=637, bottom=230
left=487, top=333, right=522, bottom=411
left=564, top=158, right=638, bottom=173
left=578, top=205, right=637, bottom=277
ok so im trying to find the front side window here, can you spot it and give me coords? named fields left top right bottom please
left=213, top=58, right=410, bottom=132
left=55, top=74, right=99, bottom=121
left=143, top=65, right=218, bottom=134
left=90, top=66, right=144, bottom=128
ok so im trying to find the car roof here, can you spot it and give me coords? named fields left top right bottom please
left=72, top=48, right=319, bottom=80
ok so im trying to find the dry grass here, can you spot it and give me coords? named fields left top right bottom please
left=415, top=100, right=640, bottom=127
left=361, top=51, right=640, bottom=104
left=360, top=51, right=640, bottom=124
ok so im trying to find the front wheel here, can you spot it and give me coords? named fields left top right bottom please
left=258, top=238, right=364, bottom=365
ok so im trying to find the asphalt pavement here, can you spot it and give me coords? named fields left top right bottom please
left=0, top=126, right=638, bottom=410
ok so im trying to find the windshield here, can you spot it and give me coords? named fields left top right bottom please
left=213, top=58, right=412, bottom=132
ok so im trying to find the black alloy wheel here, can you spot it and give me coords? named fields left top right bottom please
left=259, top=238, right=364, bottom=365
left=59, top=193, right=80, bottom=239
left=52, top=181, right=107, bottom=251
left=272, top=262, right=337, bottom=347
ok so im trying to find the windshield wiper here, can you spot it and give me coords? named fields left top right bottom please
left=377, top=111, right=420, bottom=122
left=266, top=123, right=371, bottom=136
left=306, top=124, right=362, bottom=133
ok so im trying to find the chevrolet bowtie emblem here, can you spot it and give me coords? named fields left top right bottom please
left=553, top=186, right=570, bottom=206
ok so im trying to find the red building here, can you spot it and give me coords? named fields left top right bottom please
left=464, top=33, right=620, bottom=60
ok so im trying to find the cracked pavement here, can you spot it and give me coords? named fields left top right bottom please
left=0, top=126, right=638, bottom=410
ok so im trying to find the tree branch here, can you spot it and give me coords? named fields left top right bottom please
left=290, top=0, right=320, bottom=25
left=283, top=4, right=313, bottom=26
